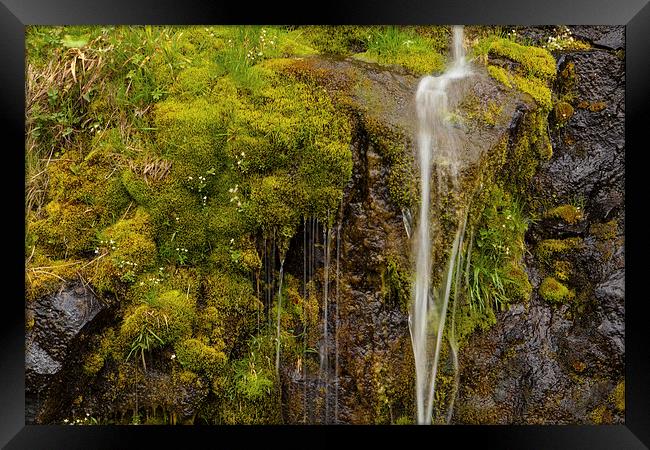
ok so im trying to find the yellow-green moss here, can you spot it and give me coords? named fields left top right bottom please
left=554, top=101, right=574, bottom=125
left=503, top=263, right=532, bottom=302
left=487, top=65, right=513, bottom=88
left=83, top=328, right=118, bottom=376
left=610, top=380, right=625, bottom=413
left=553, top=260, right=573, bottom=282
left=577, top=100, right=607, bottom=112
left=544, top=204, right=583, bottom=224
left=175, top=338, right=226, bottom=377
left=25, top=254, right=83, bottom=302
left=481, top=36, right=555, bottom=111
left=29, top=201, right=103, bottom=258
left=510, top=73, right=553, bottom=110
left=536, top=237, right=582, bottom=261
left=364, top=117, right=416, bottom=209
left=539, top=277, right=573, bottom=303
left=90, top=208, right=157, bottom=293
left=590, top=404, right=612, bottom=424
left=483, top=37, right=556, bottom=81
left=589, top=219, right=618, bottom=240
left=120, top=289, right=196, bottom=350
left=381, top=257, right=412, bottom=313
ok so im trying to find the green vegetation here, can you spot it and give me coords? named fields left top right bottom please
left=466, top=187, right=531, bottom=312
left=544, top=204, right=583, bottom=224
left=474, top=35, right=555, bottom=110
left=26, top=25, right=597, bottom=425
left=539, top=277, right=573, bottom=303
left=590, top=219, right=618, bottom=240
left=536, top=237, right=583, bottom=262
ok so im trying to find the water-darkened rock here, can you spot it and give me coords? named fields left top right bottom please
left=569, top=26, right=625, bottom=50
left=25, top=283, right=105, bottom=423
left=456, top=33, right=624, bottom=424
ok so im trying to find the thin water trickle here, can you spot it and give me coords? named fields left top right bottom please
left=275, top=258, right=285, bottom=377
left=410, top=25, right=472, bottom=425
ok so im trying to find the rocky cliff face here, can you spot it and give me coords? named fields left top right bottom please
left=455, top=27, right=625, bottom=424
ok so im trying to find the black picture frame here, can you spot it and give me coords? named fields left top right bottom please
left=3, top=1, right=648, bottom=448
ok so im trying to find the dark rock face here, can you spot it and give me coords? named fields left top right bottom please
left=569, top=26, right=625, bottom=50
left=26, top=283, right=106, bottom=423
left=456, top=40, right=625, bottom=423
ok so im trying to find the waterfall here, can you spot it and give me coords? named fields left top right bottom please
left=410, top=25, right=471, bottom=425
left=275, top=258, right=285, bottom=377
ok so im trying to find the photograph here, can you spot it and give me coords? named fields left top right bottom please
left=24, top=24, right=625, bottom=426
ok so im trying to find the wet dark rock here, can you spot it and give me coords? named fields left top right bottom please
left=457, top=32, right=624, bottom=424
left=568, top=26, right=625, bottom=50
left=25, top=283, right=106, bottom=423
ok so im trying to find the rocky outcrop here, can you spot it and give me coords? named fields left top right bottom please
left=26, top=283, right=106, bottom=423
left=455, top=35, right=625, bottom=424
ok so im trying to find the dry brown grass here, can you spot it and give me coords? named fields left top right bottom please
left=129, top=156, right=172, bottom=185
left=26, top=36, right=111, bottom=216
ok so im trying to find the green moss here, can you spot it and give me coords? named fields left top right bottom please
left=83, top=328, right=118, bottom=376
left=510, top=74, right=553, bottom=110
left=381, top=257, right=412, bottom=313
left=155, top=97, right=231, bottom=164
left=29, top=201, right=100, bottom=258
left=395, top=415, right=413, bottom=425
left=172, top=64, right=220, bottom=98
left=553, top=101, right=574, bottom=126
left=302, top=25, right=371, bottom=55
left=364, top=118, right=416, bottom=209
left=577, top=100, right=607, bottom=112
left=487, top=65, right=513, bottom=88
left=503, top=263, right=532, bottom=302
left=120, top=289, right=196, bottom=350
left=539, top=277, right=573, bottom=303
left=589, top=219, right=618, bottom=240
left=477, top=36, right=556, bottom=81
left=91, top=208, right=158, bottom=293
left=480, top=36, right=555, bottom=111
left=536, top=237, right=582, bottom=261
left=175, top=338, right=226, bottom=377
left=203, top=271, right=262, bottom=351
left=553, top=260, right=573, bottom=282
left=590, top=404, right=612, bottom=424
left=611, top=381, right=625, bottom=413
left=544, top=204, right=583, bottom=224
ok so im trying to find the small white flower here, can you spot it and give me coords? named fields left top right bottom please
left=94, top=248, right=99, bottom=254
left=86, top=413, right=90, bottom=417
left=171, top=354, right=176, bottom=360
left=64, top=419, right=69, bottom=423
left=241, top=151, right=245, bottom=157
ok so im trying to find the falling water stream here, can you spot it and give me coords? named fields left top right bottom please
left=410, top=25, right=472, bottom=425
